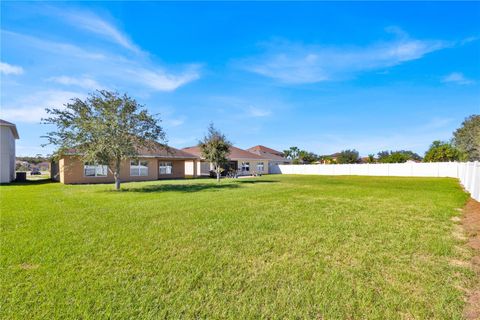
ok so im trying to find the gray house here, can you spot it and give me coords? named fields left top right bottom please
left=0, top=120, right=19, bottom=183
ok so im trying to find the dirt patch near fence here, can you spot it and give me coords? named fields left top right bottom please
left=462, top=199, right=480, bottom=320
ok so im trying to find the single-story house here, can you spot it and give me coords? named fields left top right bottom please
left=0, top=119, right=19, bottom=183
left=246, top=145, right=292, bottom=173
left=36, top=161, right=51, bottom=172
left=55, top=144, right=199, bottom=184
left=182, top=145, right=270, bottom=177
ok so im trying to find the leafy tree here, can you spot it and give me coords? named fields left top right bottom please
left=43, top=90, right=165, bottom=190
left=284, top=147, right=300, bottom=161
left=424, top=140, right=462, bottom=162
left=377, top=150, right=422, bottom=163
left=298, top=151, right=319, bottom=164
left=453, top=115, right=480, bottom=161
left=337, top=149, right=360, bottom=164
left=199, top=123, right=232, bottom=182
left=367, top=154, right=376, bottom=163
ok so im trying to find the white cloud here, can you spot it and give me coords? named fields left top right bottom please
left=44, top=7, right=141, bottom=54
left=0, top=90, right=86, bottom=123
left=48, top=76, right=104, bottom=90
left=248, top=106, right=271, bottom=117
left=240, top=30, right=450, bottom=84
left=442, top=72, right=474, bottom=85
left=168, top=119, right=185, bottom=127
left=2, top=30, right=106, bottom=60
left=0, top=61, right=24, bottom=75
left=129, top=65, right=201, bottom=91
left=3, top=30, right=201, bottom=92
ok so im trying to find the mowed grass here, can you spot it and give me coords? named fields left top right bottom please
left=0, top=175, right=474, bottom=319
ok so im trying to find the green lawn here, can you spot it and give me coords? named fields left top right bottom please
left=0, top=175, right=474, bottom=319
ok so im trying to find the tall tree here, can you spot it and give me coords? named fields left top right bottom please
left=377, top=150, right=422, bottom=163
left=284, top=147, right=300, bottom=161
left=337, top=149, right=360, bottom=164
left=424, top=140, right=462, bottom=162
left=199, top=124, right=232, bottom=182
left=298, top=151, right=319, bottom=164
left=43, top=90, right=165, bottom=190
left=453, top=115, right=480, bottom=161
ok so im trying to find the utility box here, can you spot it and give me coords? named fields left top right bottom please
left=15, top=172, right=27, bottom=182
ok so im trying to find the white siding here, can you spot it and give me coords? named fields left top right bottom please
left=0, top=126, right=15, bottom=183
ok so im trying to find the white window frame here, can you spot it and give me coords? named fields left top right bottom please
left=84, top=163, right=108, bottom=177
left=130, top=160, right=149, bottom=176
left=159, top=161, right=173, bottom=175
left=241, top=162, right=250, bottom=172
left=257, top=162, right=264, bottom=172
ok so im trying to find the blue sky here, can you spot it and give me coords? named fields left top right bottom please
left=1, top=2, right=479, bottom=157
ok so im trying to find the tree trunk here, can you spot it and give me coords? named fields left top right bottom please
left=216, top=168, right=220, bottom=182
left=114, top=159, right=121, bottom=190
left=114, top=173, right=120, bottom=190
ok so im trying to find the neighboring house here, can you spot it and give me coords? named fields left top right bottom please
left=56, top=144, right=199, bottom=184
left=36, top=161, right=51, bottom=172
left=15, top=160, right=31, bottom=171
left=0, top=120, right=19, bottom=183
left=247, top=145, right=292, bottom=173
left=182, top=145, right=270, bottom=176
left=319, top=153, right=341, bottom=164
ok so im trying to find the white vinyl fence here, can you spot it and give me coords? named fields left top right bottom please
left=271, top=162, right=480, bottom=201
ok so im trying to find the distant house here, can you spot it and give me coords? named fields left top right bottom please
left=0, top=120, right=19, bottom=183
left=319, top=153, right=341, bottom=164
left=182, top=145, right=270, bottom=176
left=56, top=144, right=199, bottom=184
left=246, top=145, right=292, bottom=173
left=36, top=161, right=51, bottom=172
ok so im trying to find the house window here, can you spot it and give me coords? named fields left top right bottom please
left=130, top=160, right=148, bottom=176
left=84, top=163, right=108, bottom=177
left=159, top=161, right=173, bottom=175
left=241, top=162, right=250, bottom=172
left=257, top=162, right=264, bottom=172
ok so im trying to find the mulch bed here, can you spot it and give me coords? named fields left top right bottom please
left=463, top=199, right=480, bottom=320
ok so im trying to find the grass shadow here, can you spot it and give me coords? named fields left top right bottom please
left=119, top=183, right=241, bottom=193
left=116, top=179, right=277, bottom=193
left=234, top=179, right=278, bottom=184
left=1, top=179, right=54, bottom=186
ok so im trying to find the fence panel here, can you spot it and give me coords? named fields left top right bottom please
left=272, top=162, right=479, bottom=201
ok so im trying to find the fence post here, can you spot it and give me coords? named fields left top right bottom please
left=471, top=161, right=478, bottom=200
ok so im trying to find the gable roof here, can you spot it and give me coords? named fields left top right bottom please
left=63, top=143, right=198, bottom=159
left=0, top=119, right=19, bottom=139
left=247, top=145, right=284, bottom=156
left=182, top=145, right=269, bottom=160
left=137, top=143, right=199, bottom=159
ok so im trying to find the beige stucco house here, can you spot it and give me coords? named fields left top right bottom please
left=182, top=146, right=270, bottom=177
left=247, top=145, right=292, bottom=173
left=56, top=145, right=199, bottom=184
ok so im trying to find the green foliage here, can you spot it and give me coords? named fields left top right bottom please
left=453, top=114, right=480, bottom=161
left=284, top=147, right=319, bottom=164
left=424, top=140, right=462, bottom=162
left=283, top=146, right=300, bottom=160
left=367, top=154, right=376, bottom=163
left=298, top=150, right=319, bottom=164
left=199, top=123, right=232, bottom=182
left=336, top=149, right=359, bottom=164
left=42, top=90, right=165, bottom=190
left=0, top=176, right=471, bottom=318
left=16, top=155, right=49, bottom=164
left=377, top=150, right=422, bottom=163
